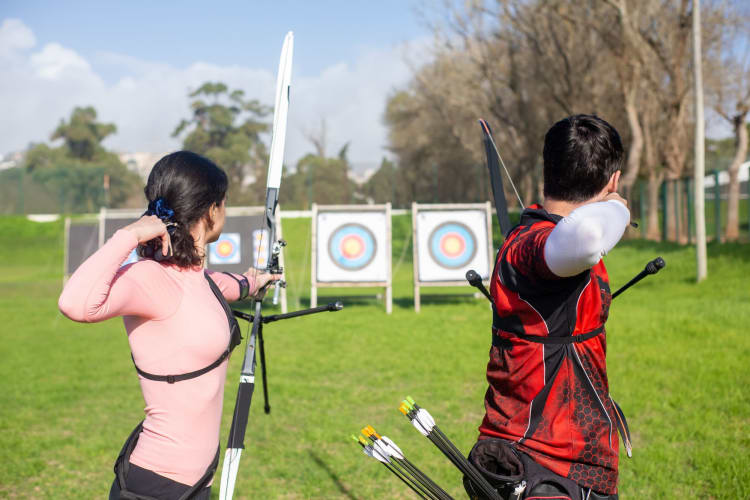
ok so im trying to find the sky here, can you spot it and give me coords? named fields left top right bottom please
left=0, top=1, right=433, bottom=171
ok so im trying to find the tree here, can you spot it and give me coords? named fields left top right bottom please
left=362, top=158, right=410, bottom=207
left=386, top=0, right=625, bottom=207
left=285, top=144, right=357, bottom=207
left=383, top=0, right=739, bottom=245
left=705, top=5, right=750, bottom=241
left=50, top=106, right=117, bottom=161
left=173, top=82, right=271, bottom=204
left=24, top=107, right=140, bottom=213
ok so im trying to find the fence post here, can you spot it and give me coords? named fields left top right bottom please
left=673, top=179, right=680, bottom=242
left=686, top=177, right=694, bottom=244
left=639, top=182, right=646, bottom=238
left=713, top=170, right=721, bottom=242
left=432, top=163, right=439, bottom=203
left=477, top=164, right=484, bottom=202
left=660, top=179, right=668, bottom=241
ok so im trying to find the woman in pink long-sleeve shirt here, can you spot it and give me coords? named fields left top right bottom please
left=58, top=151, right=279, bottom=500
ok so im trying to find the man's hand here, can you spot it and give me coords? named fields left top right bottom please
left=603, top=192, right=628, bottom=208
left=124, top=215, right=171, bottom=256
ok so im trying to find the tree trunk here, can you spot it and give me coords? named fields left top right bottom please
left=620, top=85, right=644, bottom=189
left=522, top=169, right=534, bottom=208
left=725, top=113, right=748, bottom=241
left=646, top=172, right=663, bottom=241
left=664, top=175, right=676, bottom=241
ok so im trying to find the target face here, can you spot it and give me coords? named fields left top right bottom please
left=316, top=210, right=389, bottom=282
left=428, top=222, right=477, bottom=269
left=415, top=208, right=491, bottom=282
left=209, top=233, right=241, bottom=264
left=327, top=223, right=377, bottom=271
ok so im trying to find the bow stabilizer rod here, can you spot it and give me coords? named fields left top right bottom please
left=465, top=269, right=492, bottom=303
left=611, top=257, right=666, bottom=299
left=232, top=301, right=343, bottom=324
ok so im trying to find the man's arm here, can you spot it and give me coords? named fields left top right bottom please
left=543, top=200, right=630, bottom=277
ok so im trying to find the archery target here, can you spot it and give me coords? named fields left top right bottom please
left=209, top=233, right=241, bottom=265
left=416, top=209, right=490, bottom=282
left=316, top=211, right=388, bottom=282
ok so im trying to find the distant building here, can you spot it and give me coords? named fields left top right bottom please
left=348, top=161, right=379, bottom=185
left=0, top=151, right=25, bottom=171
left=118, top=152, right=169, bottom=180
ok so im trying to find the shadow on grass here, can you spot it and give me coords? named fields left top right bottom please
left=309, top=293, right=484, bottom=311
left=308, top=451, right=359, bottom=500
left=393, top=294, right=481, bottom=310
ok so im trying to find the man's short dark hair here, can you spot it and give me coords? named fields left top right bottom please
left=543, top=114, right=624, bottom=202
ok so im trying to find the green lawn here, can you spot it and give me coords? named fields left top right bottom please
left=0, top=215, right=748, bottom=499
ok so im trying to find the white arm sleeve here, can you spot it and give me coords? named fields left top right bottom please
left=543, top=200, right=630, bottom=277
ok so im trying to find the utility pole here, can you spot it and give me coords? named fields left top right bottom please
left=693, top=0, right=708, bottom=282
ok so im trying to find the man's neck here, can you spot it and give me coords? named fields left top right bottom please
left=543, top=198, right=590, bottom=218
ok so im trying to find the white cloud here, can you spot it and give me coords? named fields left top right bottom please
left=30, top=42, right=93, bottom=79
left=0, top=18, right=428, bottom=172
left=0, top=18, right=35, bottom=57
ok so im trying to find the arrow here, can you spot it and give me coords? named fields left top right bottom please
left=400, top=397, right=502, bottom=500
left=354, top=435, right=432, bottom=499
left=361, top=426, right=454, bottom=500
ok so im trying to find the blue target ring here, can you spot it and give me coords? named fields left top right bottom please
left=428, top=221, right=477, bottom=269
left=328, top=223, right=377, bottom=271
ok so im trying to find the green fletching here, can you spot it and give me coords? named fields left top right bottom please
left=406, top=396, right=416, bottom=406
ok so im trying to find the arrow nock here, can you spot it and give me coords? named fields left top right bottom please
left=399, top=402, right=411, bottom=416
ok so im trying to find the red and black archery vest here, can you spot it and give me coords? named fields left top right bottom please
left=479, top=206, right=624, bottom=495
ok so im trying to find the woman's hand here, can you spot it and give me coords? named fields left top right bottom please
left=124, top=215, right=171, bottom=256
left=245, top=269, right=283, bottom=298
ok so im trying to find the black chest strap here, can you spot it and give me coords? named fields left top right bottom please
left=492, top=326, right=604, bottom=347
left=132, top=272, right=242, bottom=384
left=492, top=305, right=604, bottom=346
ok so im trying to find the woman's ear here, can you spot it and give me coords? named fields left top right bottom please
left=205, top=203, right=217, bottom=230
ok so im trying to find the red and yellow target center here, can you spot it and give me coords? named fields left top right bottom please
left=440, top=233, right=465, bottom=257
left=340, top=235, right=365, bottom=259
left=217, top=241, right=234, bottom=257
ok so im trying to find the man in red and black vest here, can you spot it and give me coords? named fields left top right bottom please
left=471, top=115, right=631, bottom=500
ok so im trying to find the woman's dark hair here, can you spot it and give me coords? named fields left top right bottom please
left=138, top=151, right=228, bottom=267
left=542, top=114, right=624, bottom=202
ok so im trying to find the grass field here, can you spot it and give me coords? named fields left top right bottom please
left=0, top=215, right=748, bottom=499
